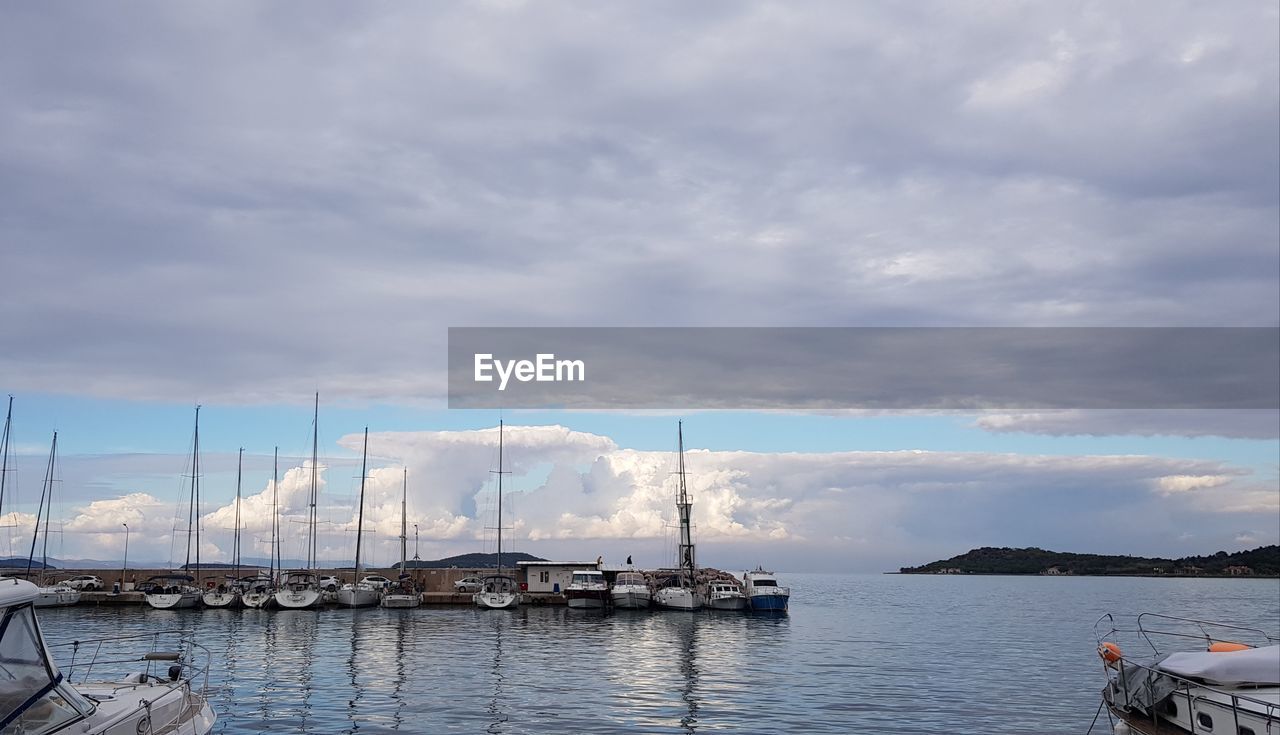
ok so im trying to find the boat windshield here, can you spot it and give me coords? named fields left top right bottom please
left=0, top=604, right=93, bottom=733
left=571, top=573, right=601, bottom=585
left=751, top=579, right=777, bottom=587
left=616, top=573, right=645, bottom=586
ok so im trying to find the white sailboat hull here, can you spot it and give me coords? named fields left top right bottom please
left=380, top=593, right=421, bottom=608
left=146, top=590, right=202, bottom=609
left=202, top=591, right=239, bottom=608
left=34, top=587, right=80, bottom=607
left=474, top=591, right=519, bottom=609
left=241, top=590, right=273, bottom=609
left=654, top=587, right=703, bottom=611
left=274, top=588, right=323, bottom=609
left=336, top=584, right=381, bottom=607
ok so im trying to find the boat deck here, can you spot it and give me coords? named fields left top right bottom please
left=1109, top=706, right=1191, bottom=735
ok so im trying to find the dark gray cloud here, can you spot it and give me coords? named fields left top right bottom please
left=0, top=2, right=1276, bottom=405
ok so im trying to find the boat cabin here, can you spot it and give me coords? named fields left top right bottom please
left=570, top=570, right=606, bottom=589
left=614, top=572, right=647, bottom=588
left=0, top=578, right=96, bottom=732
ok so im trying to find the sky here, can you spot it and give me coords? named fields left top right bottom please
left=0, top=2, right=1276, bottom=572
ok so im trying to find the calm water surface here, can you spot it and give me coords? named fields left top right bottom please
left=39, top=574, right=1280, bottom=734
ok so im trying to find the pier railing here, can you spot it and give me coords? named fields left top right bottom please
left=47, top=628, right=213, bottom=695
left=1093, top=613, right=1280, bottom=732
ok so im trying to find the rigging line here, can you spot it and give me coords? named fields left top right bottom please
left=26, top=432, right=54, bottom=580
left=0, top=395, right=12, bottom=520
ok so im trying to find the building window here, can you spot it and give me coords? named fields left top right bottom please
left=540, top=571, right=549, bottom=583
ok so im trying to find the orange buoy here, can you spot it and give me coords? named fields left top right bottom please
left=1098, top=642, right=1123, bottom=663
left=1209, top=641, right=1249, bottom=652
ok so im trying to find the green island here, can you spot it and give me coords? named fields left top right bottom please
left=899, top=544, right=1280, bottom=577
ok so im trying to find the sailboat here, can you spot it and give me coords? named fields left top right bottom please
left=203, top=448, right=245, bottom=608
left=337, top=428, right=380, bottom=608
left=473, top=420, right=519, bottom=610
left=275, top=393, right=325, bottom=610
left=147, top=407, right=204, bottom=610
left=27, top=432, right=80, bottom=608
left=242, top=447, right=280, bottom=609
left=381, top=467, right=421, bottom=608
left=653, top=422, right=704, bottom=611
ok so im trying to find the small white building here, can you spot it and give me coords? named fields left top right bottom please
left=517, top=561, right=599, bottom=593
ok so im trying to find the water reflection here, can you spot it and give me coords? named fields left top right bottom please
left=483, top=611, right=510, bottom=733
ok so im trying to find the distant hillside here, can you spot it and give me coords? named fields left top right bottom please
left=397, top=552, right=546, bottom=569
left=0, top=558, right=54, bottom=569
left=900, top=545, right=1280, bottom=577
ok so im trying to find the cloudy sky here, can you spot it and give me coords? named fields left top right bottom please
left=0, top=2, right=1275, bottom=571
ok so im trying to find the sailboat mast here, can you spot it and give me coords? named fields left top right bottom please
left=185, top=407, right=199, bottom=573
left=26, top=432, right=55, bottom=580
left=676, top=421, right=695, bottom=583
left=271, top=446, right=279, bottom=580
left=399, top=467, right=407, bottom=571
left=194, top=406, right=201, bottom=581
left=497, top=420, right=503, bottom=574
left=233, top=447, right=243, bottom=576
left=308, top=392, right=319, bottom=573
left=353, top=428, right=368, bottom=580
left=0, top=395, right=12, bottom=520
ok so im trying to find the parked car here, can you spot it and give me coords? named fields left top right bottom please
left=319, top=575, right=340, bottom=592
left=64, top=575, right=103, bottom=591
left=361, top=575, right=394, bottom=589
left=453, top=576, right=483, bottom=593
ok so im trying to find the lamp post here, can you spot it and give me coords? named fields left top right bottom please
left=413, top=524, right=420, bottom=561
left=121, top=523, right=129, bottom=593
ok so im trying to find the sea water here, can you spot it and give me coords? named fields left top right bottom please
left=39, top=573, right=1280, bottom=733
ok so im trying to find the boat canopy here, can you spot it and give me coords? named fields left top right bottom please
left=615, top=572, right=646, bottom=586
left=0, top=584, right=95, bottom=731
left=1158, top=645, right=1280, bottom=686
left=147, top=574, right=195, bottom=582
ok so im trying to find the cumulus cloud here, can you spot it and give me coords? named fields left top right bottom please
left=36, top=424, right=1272, bottom=571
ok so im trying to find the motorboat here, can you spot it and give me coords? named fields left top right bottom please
left=611, top=571, right=651, bottom=609
left=705, top=579, right=748, bottom=611
left=380, top=574, right=422, bottom=609
left=0, top=576, right=216, bottom=734
left=274, top=570, right=324, bottom=610
left=1094, top=613, right=1279, bottom=734
left=742, top=567, right=790, bottom=612
left=564, top=570, right=609, bottom=609
left=474, top=574, right=520, bottom=610
left=145, top=574, right=203, bottom=610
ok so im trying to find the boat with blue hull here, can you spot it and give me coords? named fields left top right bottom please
left=743, top=567, right=789, bottom=612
